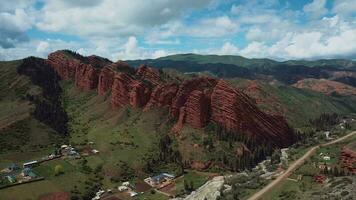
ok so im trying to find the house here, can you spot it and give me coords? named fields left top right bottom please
left=22, top=168, right=36, bottom=178
left=144, top=173, right=175, bottom=187
left=23, top=160, right=38, bottom=168
left=122, top=181, right=130, bottom=187
left=6, top=175, right=16, bottom=183
left=118, top=186, right=128, bottom=191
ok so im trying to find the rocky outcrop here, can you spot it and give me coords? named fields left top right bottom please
left=144, top=83, right=179, bottom=110
left=136, top=64, right=163, bottom=85
left=47, top=52, right=81, bottom=80
left=340, top=147, right=356, bottom=174
left=170, top=78, right=217, bottom=118
left=210, top=80, right=295, bottom=146
left=111, top=73, right=151, bottom=108
left=45, top=50, right=296, bottom=148
left=98, top=61, right=135, bottom=95
left=75, top=64, right=100, bottom=90
left=98, top=66, right=115, bottom=95
left=184, top=90, right=211, bottom=129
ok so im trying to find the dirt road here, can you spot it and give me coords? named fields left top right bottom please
left=247, top=131, right=356, bottom=200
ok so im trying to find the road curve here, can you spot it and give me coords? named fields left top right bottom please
left=247, top=131, right=356, bottom=200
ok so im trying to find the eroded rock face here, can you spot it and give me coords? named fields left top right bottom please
left=211, top=80, right=295, bottom=146
left=111, top=73, right=151, bottom=108
left=184, top=90, right=211, bottom=129
left=47, top=52, right=81, bottom=80
left=170, top=77, right=217, bottom=118
left=46, top=50, right=296, bottom=148
left=75, top=63, right=100, bottom=90
left=136, top=64, right=163, bottom=85
left=144, top=83, right=179, bottom=110
left=98, top=66, right=115, bottom=95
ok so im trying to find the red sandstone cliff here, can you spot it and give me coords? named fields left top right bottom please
left=75, top=63, right=100, bottom=90
left=46, top=50, right=296, bottom=148
left=210, top=80, right=294, bottom=145
left=47, top=52, right=81, bottom=80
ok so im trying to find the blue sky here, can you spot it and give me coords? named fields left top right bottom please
left=0, top=0, right=355, bottom=61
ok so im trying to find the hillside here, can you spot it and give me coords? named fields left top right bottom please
left=228, top=79, right=356, bottom=127
left=0, top=51, right=298, bottom=199
left=0, top=59, right=66, bottom=159
left=293, top=78, right=356, bottom=96
left=126, top=54, right=356, bottom=85
left=1, top=50, right=356, bottom=200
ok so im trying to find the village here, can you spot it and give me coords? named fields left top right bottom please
left=0, top=142, right=187, bottom=200
left=0, top=143, right=100, bottom=189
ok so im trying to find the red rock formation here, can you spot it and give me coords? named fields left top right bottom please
left=98, top=66, right=115, bottom=95
left=172, top=106, right=186, bottom=133
left=45, top=50, right=296, bottom=148
left=340, top=147, right=356, bottom=174
left=210, top=80, right=295, bottom=146
left=87, top=55, right=112, bottom=68
left=111, top=73, right=151, bottom=108
left=184, top=90, right=211, bottom=129
left=136, top=65, right=163, bottom=85
left=144, top=83, right=179, bottom=110
left=98, top=61, right=136, bottom=95
left=75, top=63, right=100, bottom=90
left=170, top=77, right=217, bottom=118
left=47, top=51, right=81, bottom=80
left=129, top=81, right=151, bottom=108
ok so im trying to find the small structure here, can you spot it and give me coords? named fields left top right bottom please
left=129, top=191, right=138, bottom=197
left=6, top=175, right=16, bottom=183
left=92, top=149, right=100, bottom=154
left=122, top=181, right=130, bottom=187
left=323, top=156, right=331, bottom=161
left=324, top=131, right=330, bottom=139
left=23, top=160, right=38, bottom=168
left=118, top=186, right=128, bottom=191
left=22, top=168, right=36, bottom=178
left=144, top=173, right=175, bottom=187
left=92, top=189, right=105, bottom=200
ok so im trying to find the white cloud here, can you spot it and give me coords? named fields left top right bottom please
left=185, top=16, right=239, bottom=37
left=114, top=36, right=172, bottom=60
left=0, top=8, right=34, bottom=48
left=218, top=42, right=239, bottom=55
left=303, top=0, right=328, bottom=19
left=36, top=0, right=212, bottom=38
left=152, top=50, right=168, bottom=58
left=36, top=41, right=49, bottom=53
left=332, top=0, right=356, bottom=17
left=0, top=39, right=82, bottom=61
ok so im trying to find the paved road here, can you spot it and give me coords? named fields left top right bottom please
left=247, top=131, right=356, bottom=200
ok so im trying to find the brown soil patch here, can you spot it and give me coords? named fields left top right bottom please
left=135, top=181, right=152, bottom=192
left=159, top=182, right=176, bottom=196
left=39, top=192, right=70, bottom=200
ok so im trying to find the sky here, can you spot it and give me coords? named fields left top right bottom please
left=0, top=0, right=355, bottom=61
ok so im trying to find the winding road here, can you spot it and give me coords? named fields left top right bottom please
left=247, top=130, right=356, bottom=200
